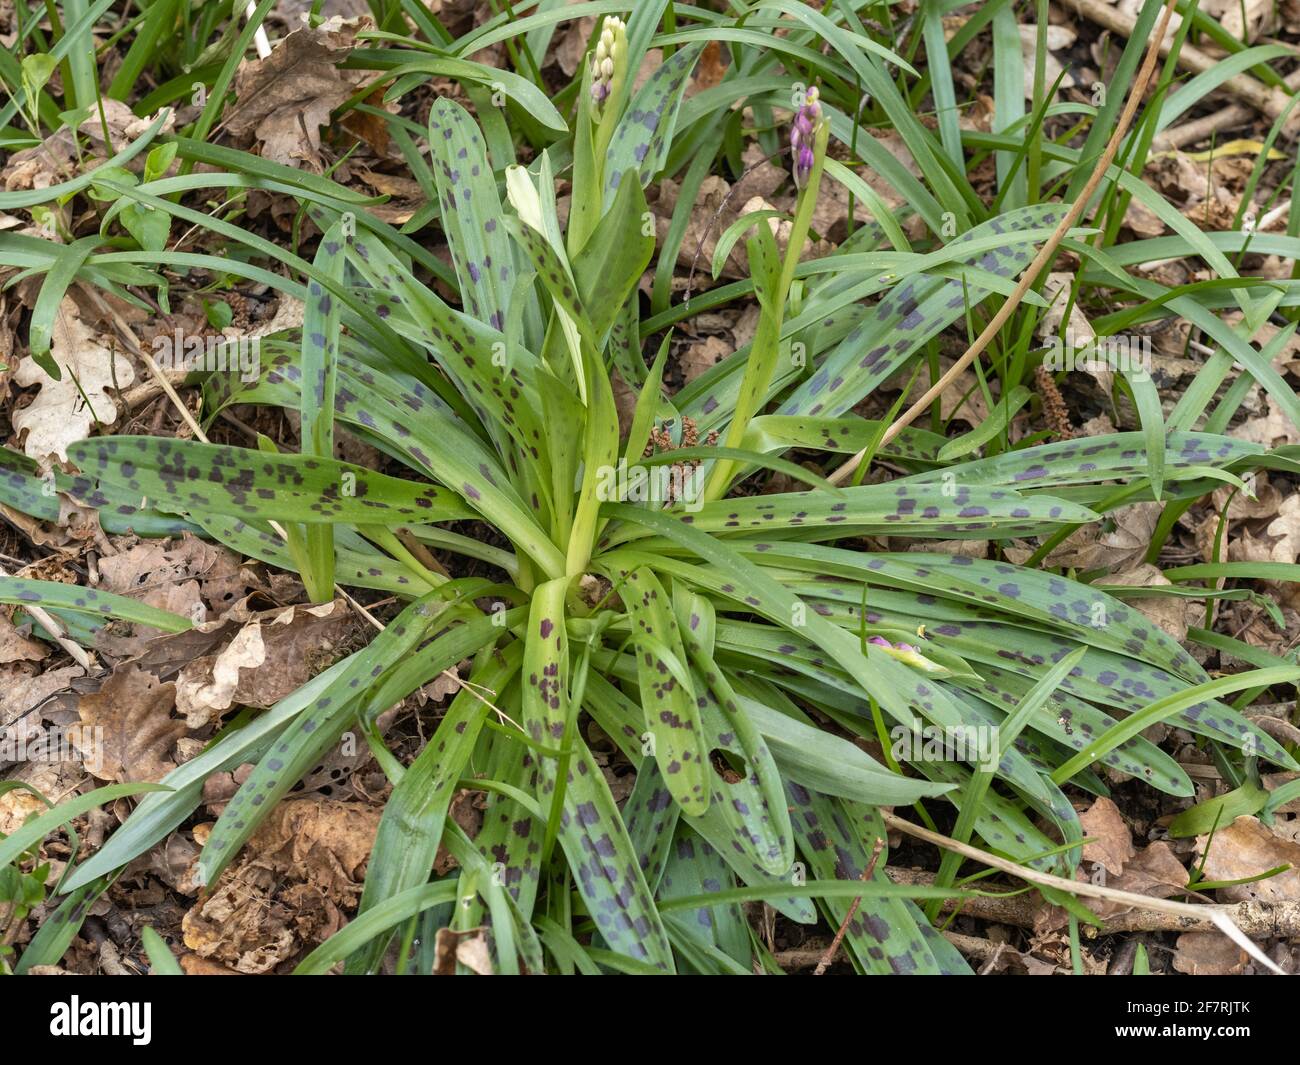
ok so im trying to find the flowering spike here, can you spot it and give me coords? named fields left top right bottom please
left=590, top=16, right=627, bottom=114
left=790, top=86, right=823, bottom=189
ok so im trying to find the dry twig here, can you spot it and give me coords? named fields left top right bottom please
left=830, top=0, right=1181, bottom=485
left=1065, top=0, right=1296, bottom=126
left=881, top=812, right=1287, bottom=974
left=813, top=837, right=884, bottom=974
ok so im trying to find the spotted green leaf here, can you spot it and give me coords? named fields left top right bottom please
left=523, top=577, right=675, bottom=970
left=0, top=576, right=191, bottom=632
left=347, top=643, right=519, bottom=973
left=198, top=595, right=447, bottom=887
left=298, top=222, right=346, bottom=599
left=67, top=437, right=470, bottom=527
left=785, top=782, right=971, bottom=974
left=604, top=43, right=703, bottom=203
left=428, top=98, right=517, bottom=332
left=617, top=566, right=711, bottom=816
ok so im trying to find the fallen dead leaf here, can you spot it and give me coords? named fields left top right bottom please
left=1037, top=272, right=1094, bottom=344
left=1017, top=24, right=1076, bottom=99
left=0, top=757, right=83, bottom=836
left=0, top=101, right=174, bottom=193
left=422, top=666, right=463, bottom=705
left=355, top=169, right=424, bottom=202
left=1223, top=312, right=1300, bottom=375
left=854, top=130, right=925, bottom=224
left=126, top=829, right=200, bottom=893
left=1229, top=492, right=1300, bottom=567
left=429, top=925, right=495, bottom=974
left=178, top=955, right=242, bottom=975
left=888, top=358, right=989, bottom=427
left=1147, top=149, right=1211, bottom=206
left=432, top=788, right=484, bottom=875
left=1218, top=601, right=1300, bottom=655
left=1038, top=272, right=1111, bottom=397
left=246, top=295, right=306, bottom=340
left=1172, top=931, right=1249, bottom=975
left=175, top=599, right=357, bottom=727
left=1123, top=194, right=1167, bottom=238
left=224, top=17, right=369, bottom=170
left=0, top=293, right=16, bottom=393
left=1080, top=796, right=1135, bottom=876
left=905, top=538, right=989, bottom=559
left=678, top=335, right=730, bottom=385
left=0, top=663, right=84, bottom=734
left=1038, top=839, right=1188, bottom=931
left=2, top=490, right=101, bottom=549
left=630, top=48, right=664, bottom=95
left=72, top=665, right=186, bottom=783
left=13, top=297, right=135, bottom=461
left=1210, top=474, right=1285, bottom=522
left=1182, top=189, right=1244, bottom=231
left=813, top=166, right=894, bottom=242
left=1017, top=502, right=1161, bottom=571
left=1233, top=394, right=1300, bottom=448
left=553, top=16, right=597, bottom=77
left=0, top=613, right=48, bottom=664
left=339, top=87, right=394, bottom=156
left=1195, top=815, right=1300, bottom=902
left=1078, top=412, right=1117, bottom=437
left=1094, top=841, right=1189, bottom=918
left=182, top=797, right=382, bottom=973
left=691, top=40, right=728, bottom=93
left=655, top=174, right=735, bottom=278
left=455, top=932, right=494, bottom=975
left=97, top=534, right=245, bottom=625
left=1207, top=0, right=1276, bottom=41
left=1104, top=563, right=1196, bottom=643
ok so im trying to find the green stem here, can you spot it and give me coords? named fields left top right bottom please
left=359, top=525, right=447, bottom=593
left=706, top=121, right=830, bottom=500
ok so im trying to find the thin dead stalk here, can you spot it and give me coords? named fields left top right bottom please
left=813, top=837, right=884, bottom=974
left=1065, top=0, right=1296, bottom=125
left=829, top=0, right=1181, bottom=486
left=886, top=867, right=1300, bottom=938
left=881, top=812, right=1287, bottom=974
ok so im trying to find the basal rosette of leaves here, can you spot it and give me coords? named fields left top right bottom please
left=5, top=14, right=1294, bottom=976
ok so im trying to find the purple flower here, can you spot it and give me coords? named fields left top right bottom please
left=866, top=634, right=942, bottom=674
left=791, top=86, right=822, bottom=188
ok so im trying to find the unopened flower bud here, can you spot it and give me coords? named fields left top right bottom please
left=590, top=16, right=628, bottom=114
left=866, top=633, right=944, bottom=674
